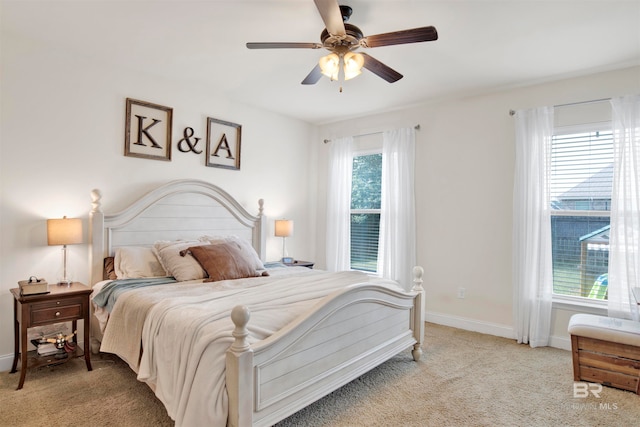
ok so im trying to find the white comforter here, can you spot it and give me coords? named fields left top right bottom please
left=99, top=267, right=401, bottom=426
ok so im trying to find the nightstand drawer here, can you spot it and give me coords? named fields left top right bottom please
left=30, top=298, right=84, bottom=325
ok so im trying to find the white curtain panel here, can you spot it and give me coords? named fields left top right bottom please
left=608, top=95, right=640, bottom=320
left=379, top=128, right=417, bottom=290
left=513, top=107, right=554, bottom=347
left=326, top=137, right=353, bottom=271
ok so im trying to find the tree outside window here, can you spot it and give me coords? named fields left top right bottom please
left=350, top=153, right=382, bottom=272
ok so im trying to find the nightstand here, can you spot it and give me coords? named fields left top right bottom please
left=284, top=260, right=314, bottom=269
left=10, top=282, right=92, bottom=390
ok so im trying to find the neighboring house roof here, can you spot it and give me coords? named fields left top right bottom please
left=558, top=163, right=613, bottom=201
left=579, top=225, right=610, bottom=243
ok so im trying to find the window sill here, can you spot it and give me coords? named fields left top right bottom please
left=552, top=294, right=607, bottom=315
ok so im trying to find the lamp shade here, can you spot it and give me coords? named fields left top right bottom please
left=274, top=219, right=293, bottom=238
left=319, top=53, right=340, bottom=80
left=47, top=217, right=83, bottom=246
left=343, top=52, right=364, bottom=80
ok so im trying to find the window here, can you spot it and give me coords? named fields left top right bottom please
left=550, top=127, right=613, bottom=299
left=350, top=152, right=382, bottom=272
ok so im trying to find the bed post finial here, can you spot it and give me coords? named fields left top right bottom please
left=257, top=198, right=264, bottom=217
left=91, top=189, right=102, bottom=213
left=412, top=266, right=424, bottom=292
left=230, top=305, right=251, bottom=352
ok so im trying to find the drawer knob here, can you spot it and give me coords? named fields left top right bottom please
left=55, top=311, right=61, bottom=317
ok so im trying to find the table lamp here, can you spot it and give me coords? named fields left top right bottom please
left=47, top=216, right=83, bottom=285
left=274, top=219, right=293, bottom=262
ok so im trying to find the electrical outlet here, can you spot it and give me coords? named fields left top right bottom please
left=458, top=287, right=466, bottom=299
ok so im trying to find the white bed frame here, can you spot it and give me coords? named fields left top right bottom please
left=89, top=179, right=424, bottom=427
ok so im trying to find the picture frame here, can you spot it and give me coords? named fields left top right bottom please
left=124, top=98, right=173, bottom=161
left=206, top=117, right=241, bottom=170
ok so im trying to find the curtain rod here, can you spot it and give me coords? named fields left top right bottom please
left=323, top=124, right=420, bottom=144
left=509, top=98, right=611, bottom=116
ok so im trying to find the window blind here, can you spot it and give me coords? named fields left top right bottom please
left=550, top=129, right=613, bottom=298
left=350, top=213, right=380, bottom=272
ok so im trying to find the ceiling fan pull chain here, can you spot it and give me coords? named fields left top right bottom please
left=340, top=54, right=344, bottom=93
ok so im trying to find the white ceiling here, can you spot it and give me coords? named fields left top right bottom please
left=3, top=0, right=639, bottom=125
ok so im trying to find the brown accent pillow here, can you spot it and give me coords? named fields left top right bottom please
left=104, top=257, right=117, bottom=280
left=186, top=243, right=262, bottom=283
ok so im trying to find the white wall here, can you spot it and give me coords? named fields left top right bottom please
left=3, top=27, right=638, bottom=373
left=0, top=32, right=318, bottom=369
left=316, top=66, right=640, bottom=349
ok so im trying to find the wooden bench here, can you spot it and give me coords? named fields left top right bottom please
left=568, top=314, right=640, bottom=394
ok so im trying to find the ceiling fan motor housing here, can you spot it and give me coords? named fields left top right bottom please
left=321, top=23, right=363, bottom=53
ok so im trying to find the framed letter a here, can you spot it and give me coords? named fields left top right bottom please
left=206, top=117, right=241, bottom=170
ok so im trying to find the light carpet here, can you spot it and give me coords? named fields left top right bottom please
left=1, top=323, right=638, bottom=426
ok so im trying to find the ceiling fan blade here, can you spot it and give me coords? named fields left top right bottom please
left=361, top=53, right=403, bottom=83
left=361, top=26, right=438, bottom=48
left=246, top=42, right=323, bottom=49
left=313, top=0, right=346, bottom=36
left=301, top=64, right=323, bottom=85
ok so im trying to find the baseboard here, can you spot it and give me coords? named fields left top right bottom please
left=1, top=318, right=571, bottom=373
left=0, top=354, right=13, bottom=373
left=425, top=311, right=571, bottom=351
left=549, top=335, right=572, bottom=351
left=426, top=311, right=515, bottom=339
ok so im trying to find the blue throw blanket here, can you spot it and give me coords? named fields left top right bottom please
left=93, top=277, right=177, bottom=312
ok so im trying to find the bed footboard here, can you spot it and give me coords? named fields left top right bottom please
left=226, top=266, right=425, bottom=427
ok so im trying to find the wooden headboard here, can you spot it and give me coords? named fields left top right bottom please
left=89, top=179, right=266, bottom=286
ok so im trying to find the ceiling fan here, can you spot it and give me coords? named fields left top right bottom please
left=246, top=0, right=438, bottom=87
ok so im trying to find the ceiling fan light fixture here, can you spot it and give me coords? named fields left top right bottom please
left=343, top=52, right=364, bottom=80
left=319, top=53, right=340, bottom=80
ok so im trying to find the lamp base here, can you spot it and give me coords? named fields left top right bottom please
left=57, top=245, right=73, bottom=286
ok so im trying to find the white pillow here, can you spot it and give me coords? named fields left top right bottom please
left=114, top=246, right=167, bottom=279
left=152, top=240, right=208, bottom=282
left=199, top=235, right=265, bottom=272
